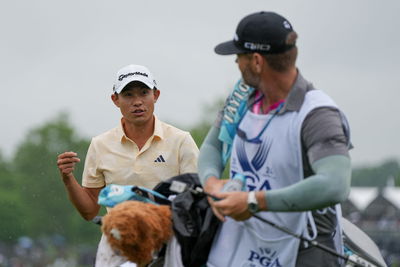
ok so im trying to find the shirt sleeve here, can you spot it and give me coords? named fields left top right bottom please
left=178, top=133, right=199, bottom=174
left=81, top=139, right=105, bottom=188
left=214, top=93, right=232, bottom=128
left=214, top=110, right=224, bottom=128
left=301, top=107, right=350, bottom=164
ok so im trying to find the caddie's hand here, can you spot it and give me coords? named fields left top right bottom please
left=57, top=151, right=80, bottom=179
left=213, top=191, right=252, bottom=221
left=204, top=176, right=228, bottom=221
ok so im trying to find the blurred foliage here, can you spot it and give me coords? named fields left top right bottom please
left=190, top=121, right=212, bottom=149
left=188, top=97, right=225, bottom=147
left=188, top=97, right=231, bottom=179
left=0, top=113, right=101, bottom=245
left=0, top=153, right=26, bottom=241
left=351, top=160, right=400, bottom=187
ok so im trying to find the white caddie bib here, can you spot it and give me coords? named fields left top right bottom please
left=208, top=90, right=342, bottom=267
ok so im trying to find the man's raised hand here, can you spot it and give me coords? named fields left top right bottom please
left=57, top=152, right=81, bottom=179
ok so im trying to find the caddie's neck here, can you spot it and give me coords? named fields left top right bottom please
left=122, top=115, right=155, bottom=150
left=258, top=66, right=298, bottom=108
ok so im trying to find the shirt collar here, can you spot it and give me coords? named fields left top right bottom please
left=247, top=70, right=314, bottom=114
left=118, top=115, right=164, bottom=143
left=153, top=115, right=164, bottom=140
left=281, top=70, right=314, bottom=113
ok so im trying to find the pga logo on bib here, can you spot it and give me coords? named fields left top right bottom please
left=242, top=247, right=282, bottom=267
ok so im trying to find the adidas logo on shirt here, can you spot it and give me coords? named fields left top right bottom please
left=154, top=155, right=165, bottom=162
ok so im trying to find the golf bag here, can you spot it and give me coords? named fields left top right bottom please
left=96, top=173, right=387, bottom=267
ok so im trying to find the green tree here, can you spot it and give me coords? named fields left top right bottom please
left=351, top=159, right=400, bottom=187
left=188, top=97, right=225, bottom=148
left=189, top=97, right=232, bottom=178
left=0, top=151, right=27, bottom=242
left=12, top=113, right=100, bottom=244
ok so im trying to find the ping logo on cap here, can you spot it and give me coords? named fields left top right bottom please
left=244, top=42, right=271, bottom=51
left=118, top=71, right=149, bottom=81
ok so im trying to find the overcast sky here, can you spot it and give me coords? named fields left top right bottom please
left=1, top=0, right=399, bottom=167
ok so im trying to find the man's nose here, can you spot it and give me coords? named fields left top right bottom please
left=132, top=97, right=143, bottom=106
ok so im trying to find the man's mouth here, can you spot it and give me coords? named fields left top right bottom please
left=132, top=109, right=145, bottom=115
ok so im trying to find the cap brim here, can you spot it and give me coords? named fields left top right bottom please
left=214, top=40, right=247, bottom=55
left=115, top=77, right=155, bottom=94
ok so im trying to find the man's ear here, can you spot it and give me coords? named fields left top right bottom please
left=153, top=89, right=160, bottom=102
left=252, top=53, right=265, bottom=74
left=111, top=93, right=120, bottom=107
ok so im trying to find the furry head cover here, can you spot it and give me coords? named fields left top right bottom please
left=101, top=200, right=173, bottom=265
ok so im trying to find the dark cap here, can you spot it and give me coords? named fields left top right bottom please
left=215, top=11, right=295, bottom=55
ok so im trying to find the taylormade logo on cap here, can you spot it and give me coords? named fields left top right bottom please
left=118, top=71, right=149, bottom=81
left=113, top=64, right=157, bottom=94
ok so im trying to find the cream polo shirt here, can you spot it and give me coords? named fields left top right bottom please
left=82, top=116, right=199, bottom=190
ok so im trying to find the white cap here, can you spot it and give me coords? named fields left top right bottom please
left=113, top=64, right=157, bottom=94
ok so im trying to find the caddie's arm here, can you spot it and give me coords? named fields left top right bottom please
left=264, top=154, right=351, bottom=212
left=213, top=154, right=351, bottom=221
left=263, top=107, right=352, bottom=212
left=198, top=125, right=228, bottom=220
left=198, top=125, right=226, bottom=189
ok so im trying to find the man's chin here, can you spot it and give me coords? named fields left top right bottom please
left=131, top=116, right=152, bottom=126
